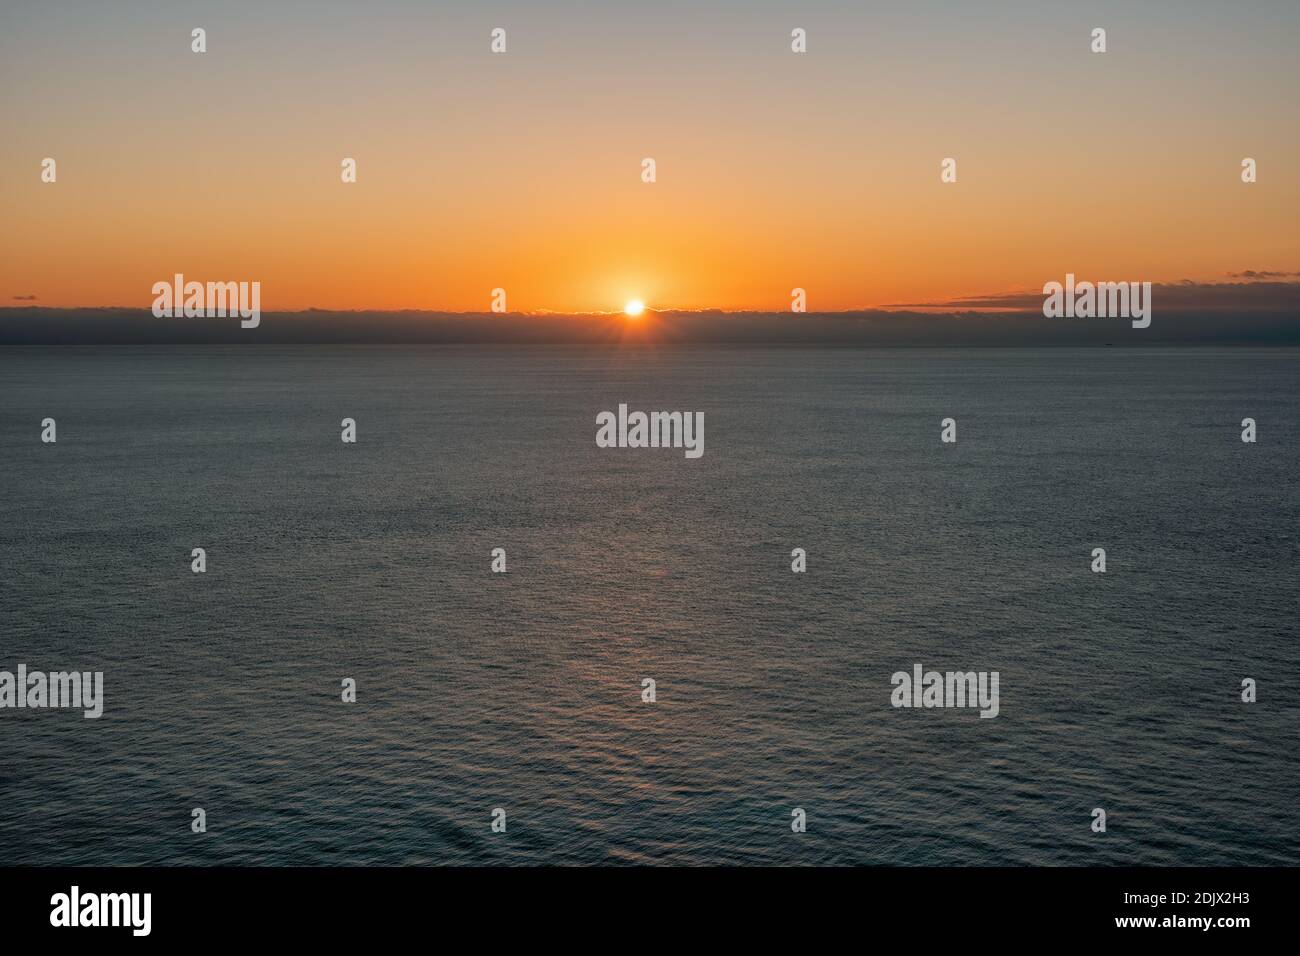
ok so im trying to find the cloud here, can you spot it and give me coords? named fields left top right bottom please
left=12, top=294, right=38, bottom=301
left=2, top=276, right=1297, bottom=345
left=1225, top=270, right=1300, bottom=279
left=2, top=302, right=1297, bottom=345
left=887, top=279, right=1300, bottom=313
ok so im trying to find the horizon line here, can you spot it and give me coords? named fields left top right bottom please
left=7, top=276, right=1298, bottom=316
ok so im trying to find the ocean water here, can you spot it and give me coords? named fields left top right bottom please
left=0, top=345, right=1297, bottom=866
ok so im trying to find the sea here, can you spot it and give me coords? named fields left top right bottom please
left=1, top=345, right=1296, bottom=865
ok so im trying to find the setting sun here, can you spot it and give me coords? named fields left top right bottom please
left=624, top=300, right=645, bottom=317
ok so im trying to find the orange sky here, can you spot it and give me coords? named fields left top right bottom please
left=2, top=1, right=1297, bottom=313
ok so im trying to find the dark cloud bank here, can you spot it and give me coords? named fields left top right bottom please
left=2, top=281, right=1297, bottom=346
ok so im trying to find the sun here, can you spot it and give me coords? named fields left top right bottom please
left=623, top=299, right=645, bottom=318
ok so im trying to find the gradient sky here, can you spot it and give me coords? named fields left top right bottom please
left=2, top=0, right=1297, bottom=312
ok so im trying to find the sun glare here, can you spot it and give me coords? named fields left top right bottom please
left=624, top=300, right=645, bottom=317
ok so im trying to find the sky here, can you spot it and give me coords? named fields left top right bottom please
left=1, top=0, right=1297, bottom=314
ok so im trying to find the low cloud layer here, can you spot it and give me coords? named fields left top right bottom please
left=1, top=299, right=1297, bottom=346
left=887, top=279, right=1300, bottom=314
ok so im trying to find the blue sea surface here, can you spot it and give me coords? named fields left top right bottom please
left=1, top=345, right=1297, bottom=865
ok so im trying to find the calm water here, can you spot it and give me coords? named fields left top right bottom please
left=1, top=346, right=1297, bottom=866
